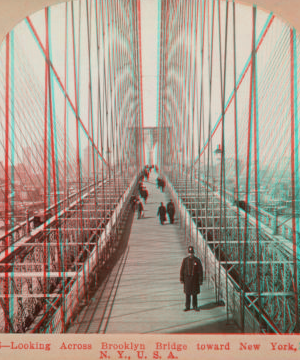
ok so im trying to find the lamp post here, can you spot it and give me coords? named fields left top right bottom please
left=178, top=149, right=182, bottom=179
left=214, top=144, right=222, bottom=192
left=106, top=147, right=112, bottom=179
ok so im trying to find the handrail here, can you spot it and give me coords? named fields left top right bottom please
left=28, top=173, right=138, bottom=333
left=164, top=170, right=283, bottom=333
left=0, top=177, right=108, bottom=245
left=191, top=173, right=296, bottom=241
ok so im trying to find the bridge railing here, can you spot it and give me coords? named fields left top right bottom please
left=222, top=188, right=295, bottom=241
left=28, top=174, right=138, bottom=333
left=0, top=178, right=107, bottom=252
left=165, top=172, right=277, bottom=333
left=194, top=176, right=295, bottom=242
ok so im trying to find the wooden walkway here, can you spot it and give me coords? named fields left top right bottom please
left=67, top=170, right=241, bottom=334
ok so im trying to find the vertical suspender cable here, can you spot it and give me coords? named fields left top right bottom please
left=181, top=0, right=189, bottom=242
left=137, top=0, right=145, bottom=168
left=95, top=0, right=106, bottom=264
left=43, top=11, right=50, bottom=309
left=9, top=30, right=15, bottom=329
left=217, top=0, right=229, bottom=310
left=62, top=2, right=69, bottom=329
left=198, top=0, right=207, bottom=273
left=190, top=0, right=199, bottom=242
left=4, top=33, right=10, bottom=333
left=46, top=6, right=65, bottom=330
left=71, top=0, right=82, bottom=305
left=290, top=27, right=299, bottom=333
left=106, top=0, right=115, bottom=225
left=242, top=5, right=255, bottom=332
left=232, top=0, right=242, bottom=327
left=252, top=6, right=262, bottom=330
left=156, top=0, right=162, bottom=170
left=101, top=0, right=110, bottom=253
left=189, top=0, right=199, bottom=243
left=205, top=0, right=217, bottom=302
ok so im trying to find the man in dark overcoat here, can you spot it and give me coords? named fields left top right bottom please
left=156, top=177, right=161, bottom=189
left=157, top=202, right=167, bottom=225
left=141, top=187, right=148, bottom=204
left=180, top=246, right=203, bottom=311
left=137, top=200, right=144, bottom=219
left=166, top=199, right=175, bottom=224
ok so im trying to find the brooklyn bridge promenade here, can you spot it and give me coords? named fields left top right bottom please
left=1, top=0, right=300, bottom=336
left=67, top=171, right=240, bottom=334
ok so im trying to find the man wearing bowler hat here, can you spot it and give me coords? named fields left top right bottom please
left=180, top=245, right=203, bottom=311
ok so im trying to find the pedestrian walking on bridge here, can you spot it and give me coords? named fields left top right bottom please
left=166, top=199, right=175, bottom=224
left=141, top=187, right=148, bottom=204
left=137, top=200, right=144, bottom=219
left=157, top=202, right=167, bottom=225
left=180, top=246, right=203, bottom=312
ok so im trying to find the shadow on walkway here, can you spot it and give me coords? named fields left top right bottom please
left=170, top=319, right=241, bottom=334
left=200, top=302, right=224, bottom=310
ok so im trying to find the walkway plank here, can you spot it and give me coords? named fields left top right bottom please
left=103, top=171, right=241, bottom=334
left=67, top=170, right=241, bottom=334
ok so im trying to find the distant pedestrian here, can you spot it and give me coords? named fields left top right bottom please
left=180, top=246, right=203, bottom=312
left=161, top=178, right=166, bottom=192
left=157, top=202, right=167, bottom=225
left=137, top=200, right=144, bottom=219
left=130, top=194, right=139, bottom=211
left=141, top=187, right=148, bottom=204
left=144, top=167, right=149, bottom=180
left=156, top=177, right=161, bottom=189
left=166, top=199, right=175, bottom=224
left=138, top=181, right=144, bottom=194
left=156, top=177, right=165, bottom=192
